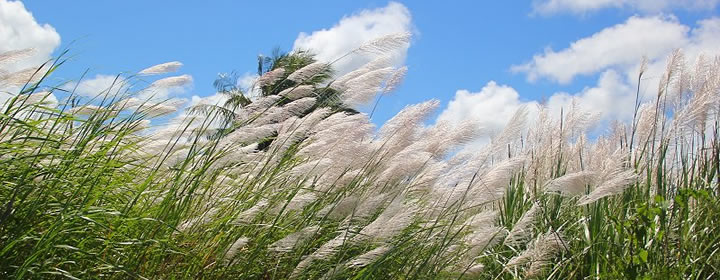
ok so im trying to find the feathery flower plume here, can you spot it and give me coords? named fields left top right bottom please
left=506, top=232, right=565, bottom=277
left=505, top=203, right=539, bottom=246
left=466, top=157, right=526, bottom=205
left=466, top=210, right=498, bottom=229
left=225, top=123, right=280, bottom=144
left=286, top=62, right=328, bottom=82
left=17, top=91, right=56, bottom=106
left=491, top=106, right=528, bottom=156
left=383, top=66, right=408, bottom=94
left=112, top=97, right=143, bottom=110
left=138, top=61, right=183, bottom=75
left=224, top=237, right=249, bottom=263
left=151, top=105, right=179, bottom=117
left=346, top=246, right=391, bottom=268
left=379, top=99, right=440, bottom=139
left=235, top=199, right=269, bottom=224
left=544, top=171, right=597, bottom=197
left=356, top=202, right=418, bottom=242
left=285, top=191, right=318, bottom=211
left=252, top=97, right=316, bottom=126
left=149, top=74, right=193, bottom=88
left=129, top=119, right=151, bottom=132
left=578, top=169, right=638, bottom=205
left=291, top=231, right=354, bottom=278
left=376, top=150, right=433, bottom=184
left=279, top=85, right=315, bottom=100
left=355, top=32, right=412, bottom=55
left=244, top=95, right=281, bottom=115
left=341, top=67, right=394, bottom=106
left=0, top=66, right=49, bottom=87
left=0, top=48, right=35, bottom=65
left=68, top=105, right=103, bottom=115
left=257, top=68, right=286, bottom=87
left=465, top=264, right=485, bottom=276
left=332, top=55, right=395, bottom=90
left=465, top=226, right=506, bottom=257
left=420, top=119, right=482, bottom=158
left=346, top=194, right=388, bottom=222
left=268, top=226, right=320, bottom=253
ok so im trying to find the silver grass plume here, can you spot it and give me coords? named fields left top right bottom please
left=244, top=95, right=281, bottom=115
left=490, top=106, right=528, bottom=156
left=465, top=157, right=526, bottom=206
left=379, top=99, right=440, bottom=140
left=341, top=67, right=395, bottom=106
left=465, top=210, right=498, bottom=229
left=138, top=61, right=183, bottom=75
left=332, top=55, right=395, bottom=90
left=286, top=61, right=328, bottom=82
left=376, top=150, right=433, bottom=184
left=344, top=194, right=388, bottom=222
left=149, top=74, right=193, bottom=88
left=16, top=91, right=56, bottom=106
left=0, top=65, right=49, bottom=87
left=256, top=68, right=286, bottom=87
left=419, top=119, right=482, bottom=158
left=268, top=226, right=320, bottom=253
left=465, top=264, right=485, bottom=276
left=504, top=202, right=540, bottom=246
left=346, top=246, right=392, bottom=268
left=544, top=171, right=597, bottom=197
left=112, top=97, right=144, bottom=110
left=270, top=108, right=331, bottom=155
left=383, top=66, right=408, bottom=94
left=0, top=48, right=35, bottom=65
left=317, top=195, right=360, bottom=220
left=506, top=232, right=565, bottom=277
left=354, top=32, right=412, bottom=55
left=291, top=230, right=354, bottom=278
left=465, top=226, right=506, bottom=257
left=251, top=97, right=316, bottom=126
left=578, top=169, right=638, bottom=205
left=285, top=191, right=318, bottom=211
left=224, top=237, right=249, bottom=263
left=142, top=103, right=180, bottom=117
left=279, top=85, right=315, bottom=100
left=68, top=105, right=103, bottom=115
left=234, top=199, right=269, bottom=224
left=355, top=201, right=418, bottom=242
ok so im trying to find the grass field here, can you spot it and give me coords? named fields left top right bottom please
left=1, top=40, right=719, bottom=279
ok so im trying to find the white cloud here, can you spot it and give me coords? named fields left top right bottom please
left=0, top=0, right=60, bottom=71
left=545, top=70, right=635, bottom=121
left=64, top=74, right=128, bottom=97
left=532, top=0, right=720, bottom=15
left=512, top=16, right=689, bottom=84
left=445, top=16, right=720, bottom=137
left=292, top=2, right=413, bottom=76
left=437, top=81, right=539, bottom=136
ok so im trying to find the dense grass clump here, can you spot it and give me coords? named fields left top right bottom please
left=1, top=37, right=719, bottom=279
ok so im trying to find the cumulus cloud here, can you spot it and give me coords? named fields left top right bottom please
left=63, top=74, right=128, bottom=97
left=532, top=0, right=720, bottom=15
left=512, top=16, right=689, bottom=84
left=292, top=2, right=413, bottom=76
left=0, top=0, right=60, bottom=71
left=437, top=81, right=539, bottom=136
left=545, top=70, right=635, bottom=121
left=443, top=16, right=720, bottom=138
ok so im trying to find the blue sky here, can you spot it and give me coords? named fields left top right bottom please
left=3, top=0, right=720, bottom=132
